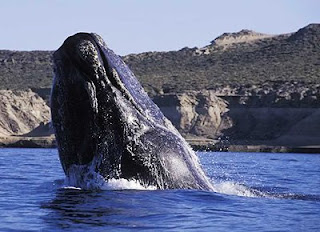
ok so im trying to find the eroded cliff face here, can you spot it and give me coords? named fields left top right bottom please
left=153, top=84, right=320, bottom=147
left=153, top=91, right=231, bottom=140
left=215, top=82, right=320, bottom=145
left=0, top=90, right=50, bottom=136
left=0, top=87, right=319, bottom=149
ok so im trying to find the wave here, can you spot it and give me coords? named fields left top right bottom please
left=211, top=181, right=267, bottom=198
left=209, top=180, right=320, bottom=202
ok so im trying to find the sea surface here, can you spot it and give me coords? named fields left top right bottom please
left=0, top=148, right=319, bottom=231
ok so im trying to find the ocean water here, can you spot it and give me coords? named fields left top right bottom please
left=0, top=148, right=319, bottom=231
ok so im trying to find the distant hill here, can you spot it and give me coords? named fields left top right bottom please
left=0, top=50, right=53, bottom=90
left=0, top=24, right=319, bottom=94
left=125, top=23, right=320, bottom=95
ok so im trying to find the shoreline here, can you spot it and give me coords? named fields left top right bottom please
left=0, top=136, right=319, bottom=154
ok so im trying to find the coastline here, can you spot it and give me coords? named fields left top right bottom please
left=0, top=136, right=56, bottom=148
left=1, top=136, right=319, bottom=154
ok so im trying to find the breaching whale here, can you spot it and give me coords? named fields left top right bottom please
left=51, top=33, right=213, bottom=190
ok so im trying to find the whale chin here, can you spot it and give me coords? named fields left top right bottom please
left=51, top=32, right=213, bottom=190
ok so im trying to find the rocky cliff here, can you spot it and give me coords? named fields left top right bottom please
left=1, top=87, right=319, bottom=150
left=0, top=90, right=50, bottom=136
left=154, top=83, right=320, bottom=148
left=153, top=91, right=230, bottom=140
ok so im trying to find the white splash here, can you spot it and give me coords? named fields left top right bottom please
left=101, top=178, right=157, bottom=190
left=63, top=177, right=157, bottom=191
left=211, top=181, right=267, bottom=198
left=62, top=161, right=265, bottom=196
left=62, top=163, right=157, bottom=191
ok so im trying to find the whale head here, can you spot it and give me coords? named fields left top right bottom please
left=51, top=33, right=212, bottom=190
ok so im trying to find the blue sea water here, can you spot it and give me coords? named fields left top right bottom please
left=0, top=148, right=319, bottom=231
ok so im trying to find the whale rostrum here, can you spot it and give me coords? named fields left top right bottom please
left=51, top=33, right=213, bottom=190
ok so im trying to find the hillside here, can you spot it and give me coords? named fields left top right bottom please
left=0, top=24, right=319, bottom=94
left=125, top=23, right=320, bottom=95
left=0, top=50, right=53, bottom=90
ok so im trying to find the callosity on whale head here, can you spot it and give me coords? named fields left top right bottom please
left=51, top=32, right=213, bottom=190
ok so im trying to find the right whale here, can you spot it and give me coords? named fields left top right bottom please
left=51, top=33, right=213, bottom=190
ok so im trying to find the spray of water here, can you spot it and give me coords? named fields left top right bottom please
left=62, top=162, right=157, bottom=191
left=61, top=162, right=266, bottom=198
left=211, top=180, right=269, bottom=198
left=58, top=156, right=318, bottom=202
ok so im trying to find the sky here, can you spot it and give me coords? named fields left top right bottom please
left=0, top=0, right=319, bottom=55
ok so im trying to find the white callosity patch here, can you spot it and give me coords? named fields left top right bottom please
left=78, top=40, right=100, bottom=68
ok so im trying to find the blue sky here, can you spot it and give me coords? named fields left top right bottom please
left=0, top=0, right=319, bottom=55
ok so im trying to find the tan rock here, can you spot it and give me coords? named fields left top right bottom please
left=0, top=89, right=50, bottom=136
left=153, top=91, right=231, bottom=139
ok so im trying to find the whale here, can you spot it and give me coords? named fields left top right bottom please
left=51, top=33, right=213, bottom=190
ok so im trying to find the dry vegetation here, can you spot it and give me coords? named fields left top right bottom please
left=0, top=24, right=319, bottom=97
left=124, top=24, right=320, bottom=95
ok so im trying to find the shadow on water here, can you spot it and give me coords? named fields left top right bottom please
left=40, top=187, right=228, bottom=231
left=41, top=189, right=133, bottom=229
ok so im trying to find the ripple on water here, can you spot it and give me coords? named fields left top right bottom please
left=0, top=149, right=320, bottom=232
